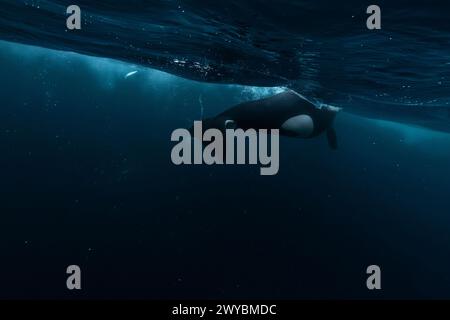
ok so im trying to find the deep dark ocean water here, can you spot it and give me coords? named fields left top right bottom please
left=1, top=41, right=450, bottom=299
left=0, top=1, right=450, bottom=299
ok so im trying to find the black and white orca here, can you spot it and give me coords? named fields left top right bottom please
left=197, top=90, right=341, bottom=149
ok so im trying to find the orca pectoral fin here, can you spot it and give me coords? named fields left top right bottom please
left=326, top=128, right=338, bottom=150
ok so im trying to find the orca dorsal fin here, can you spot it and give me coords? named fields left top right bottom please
left=326, top=127, right=338, bottom=150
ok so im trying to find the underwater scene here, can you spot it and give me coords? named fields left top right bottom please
left=1, top=0, right=450, bottom=299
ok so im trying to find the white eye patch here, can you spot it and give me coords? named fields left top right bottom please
left=281, top=114, right=314, bottom=137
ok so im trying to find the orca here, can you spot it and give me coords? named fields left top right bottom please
left=195, top=90, right=341, bottom=149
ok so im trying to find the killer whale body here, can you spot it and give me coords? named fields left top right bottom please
left=200, top=90, right=340, bottom=149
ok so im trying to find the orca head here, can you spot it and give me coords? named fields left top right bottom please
left=319, top=104, right=341, bottom=126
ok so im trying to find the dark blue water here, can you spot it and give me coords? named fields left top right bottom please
left=1, top=1, right=450, bottom=299
left=1, top=0, right=450, bottom=131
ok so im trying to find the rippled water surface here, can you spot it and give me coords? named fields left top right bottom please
left=1, top=1, right=450, bottom=299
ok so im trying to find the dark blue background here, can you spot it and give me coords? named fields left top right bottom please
left=1, top=41, right=450, bottom=299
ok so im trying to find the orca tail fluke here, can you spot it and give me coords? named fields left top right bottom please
left=326, top=127, right=338, bottom=150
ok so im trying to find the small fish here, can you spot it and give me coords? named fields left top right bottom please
left=124, top=70, right=138, bottom=79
